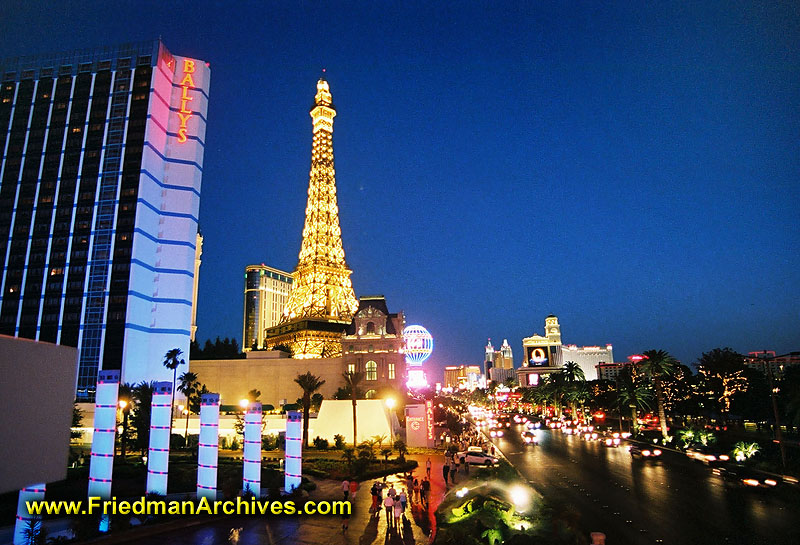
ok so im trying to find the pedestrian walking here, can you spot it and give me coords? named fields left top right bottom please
left=442, top=461, right=449, bottom=485
left=421, top=478, right=431, bottom=508
left=393, top=496, right=403, bottom=527
left=370, top=482, right=379, bottom=512
left=387, top=483, right=396, bottom=498
left=349, top=479, right=358, bottom=500
left=342, top=479, right=350, bottom=501
left=399, top=489, right=407, bottom=514
left=383, top=495, right=394, bottom=527
left=426, top=457, right=432, bottom=478
left=449, top=459, right=457, bottom=483
left=413, top=478, right=420, bottom=503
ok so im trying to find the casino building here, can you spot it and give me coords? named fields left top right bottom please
left=0, top=40, right=209, bottom=399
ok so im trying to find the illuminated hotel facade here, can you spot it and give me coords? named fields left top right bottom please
left=242, top=264, right=293, bottom=351
left=0, top=40, right=209, bottom=399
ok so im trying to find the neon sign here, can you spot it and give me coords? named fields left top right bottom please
left=425, top=400, right=434, bottom=442
left=177, top=59, right=195, bottom=143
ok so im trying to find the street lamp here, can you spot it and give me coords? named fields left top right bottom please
left=385, top=397, right=396, bottom=440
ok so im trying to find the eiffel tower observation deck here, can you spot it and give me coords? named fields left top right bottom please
left=264, top=78, right=359, bottom=358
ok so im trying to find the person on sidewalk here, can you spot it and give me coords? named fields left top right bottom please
left=449, top=459, right=457, bottom=484
left=387, top=483, right=396, bottom=499
left=442, top=461, right=449, bottom=485
left=421, top=477, right=430, bottom=508
left=426, top=457, right=432, bottom=478
left=383, top=494, right=394, bottom=527
left=349, top=479, right=358, bottom=501
left=393, top=495, right=403, bottom=528
left=370, top=482, right=379, bottom=513
left=406, top=474, right=414, bottom=502
left=413, top=478, right=420, bottom=503
left=399, top=488, right=407, bottom=515
left=342, top=479, right=350, bottom=501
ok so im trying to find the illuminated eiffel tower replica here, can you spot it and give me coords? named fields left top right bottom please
left=264, top=78, right=359, bottom=359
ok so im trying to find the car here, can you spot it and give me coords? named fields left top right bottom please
left=628, top=443, right=662, bottom=458
left=686, top=445, right=730, bottom=465
left=603, top=433, right=622, bottom=447
left=712, top=465, right=780, bottom=489
left=521, top=430, right=539, bottom=445
left=489, top=427, right=505, bottom=438
left=457, top=450, right=499, bottom=466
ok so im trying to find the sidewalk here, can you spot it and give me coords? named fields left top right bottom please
left=2, top=453, right=452, bottom=545
left=298, top=452, right=448, bottom=545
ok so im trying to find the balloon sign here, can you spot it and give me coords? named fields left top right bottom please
left=403, top=325, right=433, bottom=365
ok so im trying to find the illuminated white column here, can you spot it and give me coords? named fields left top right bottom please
left=13, top=484, right=45, bottom=545
left=284, top=411, right=302, bottom=492
left=197, top=393, right=220, bottom=500
left=146, top=382, right=172, bottom=496
left=88, top=370, right=119, bottom=500
left=243, top=402, right=262, bottom=497
left=88, top=370, right=119, bottom=532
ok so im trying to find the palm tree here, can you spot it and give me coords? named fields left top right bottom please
left=343, top=371, right=364, bottom=445
left=562, top=361, right=586, bottom=418
left=562, top=361, right=585, bottom=383
left=616, top=368, right=652, bottom=434
left=294, top=372, right=326, bottom=447
left=177, top=371, right=199, bottom=442
left=640, top=349, right=678, bottom=440
left=162, top=348, right=186, bottom=431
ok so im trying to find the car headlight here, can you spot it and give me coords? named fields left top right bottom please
left=653, top=449, right=662, bottom=456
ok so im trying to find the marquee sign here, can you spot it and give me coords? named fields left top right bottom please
left=177, top=59, right=195, bottom=143
left=425, top=400, right=434, bottom=444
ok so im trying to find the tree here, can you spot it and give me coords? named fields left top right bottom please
left=697, top=348, right=748, bottom=423
left=177, top=371, right=199, bottom=442
left=71, top=402, right=84, bottom=441
left=162, top=348, right=186, bottom=431
left=343, top=371, right=364, bottom=445
left=394, top=439, right=408, bottom=462
left=562, top=361, right=586, bottom=418
left=616, top=368, right=651, bottom=434
left=294, top=372, right=326, bottom=447
left=310, top=393, right=324, bottom=412
left=131, top=381, right=157, bottom=453
left=640, top=349, right=678, bottom=440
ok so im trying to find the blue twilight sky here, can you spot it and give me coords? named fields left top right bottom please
left=1, top=1, right=799, bottom=379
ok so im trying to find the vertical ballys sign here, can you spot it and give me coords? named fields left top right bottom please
left=177, top=59, right=195, bottom=143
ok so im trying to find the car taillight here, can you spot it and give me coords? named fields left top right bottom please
left=653, top=449, right=662, bottom=456
left=643, top=450, right=651, bottom=456
left=764, top=479, right=777, bottom=486
left=743, top=479, right=760, bottom=487
left=719, top=455, right=729, bottom=461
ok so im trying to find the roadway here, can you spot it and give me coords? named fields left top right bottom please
left=490, top=424, right=800, bottom=545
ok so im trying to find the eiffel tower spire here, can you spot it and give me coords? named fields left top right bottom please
left=265, top=79, right=358, bottom=359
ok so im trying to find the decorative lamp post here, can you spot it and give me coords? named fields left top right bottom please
left=13, top=484, right=45, bottom=545
left=146, top=382, right=172, bottom=496
left=197, top=393, right=220, bottom=500
left=88, top=370, right=120, bottom=531
left=284, top=411, right=302, bottom=492
left=243, top=402, right=262, bottom=497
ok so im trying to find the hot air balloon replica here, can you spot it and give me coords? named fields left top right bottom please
left=403, top=325, right=433, bottom=389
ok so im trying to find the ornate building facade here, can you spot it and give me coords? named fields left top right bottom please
left=341, top=296, right=406, bottom=398
left=264, top=79, right=358, bottom=358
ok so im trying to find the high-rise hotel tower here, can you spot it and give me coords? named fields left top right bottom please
left=0, top=41, right=209, bottom=399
